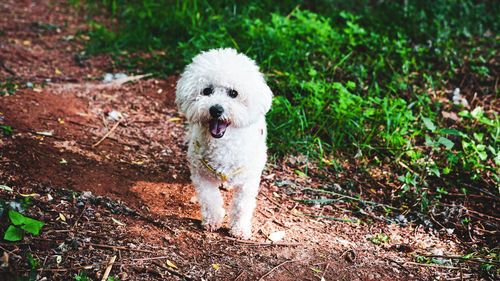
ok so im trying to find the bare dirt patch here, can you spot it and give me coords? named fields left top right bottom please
left=0, top=1, right=493, bottom=280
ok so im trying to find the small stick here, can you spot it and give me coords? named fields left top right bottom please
left=86, top=243, right=155, bottom=253
left=131, top=256, right=173, bottom=262
left=383, top=257, right=410, bottom=273
left=225, top=237, right=301, bottom=246
left=429, top=213, right=447, bottom=231
left=300, top=188, right=398, bottom=210
left=101, top=255, right=116, bottom=281
left=258, top=260, right=293, bottom=281
left=234, top=270, right=245, bottom=281
left=420, top=254, right=500, bottom=265
left=261, top=192, right=282, bottom=209
left=321, top=263, right=330, bottom=280
left=152, top=260, right=194, bottom=281
left=20, top=262, right=138, bottom=272
left=403, top=261, right=459, bottom=269
left=72, top=200, right=89, bottom=230
left=459, top=263, right=464, bottom=281
left=92, top=117, right=123, bottom=147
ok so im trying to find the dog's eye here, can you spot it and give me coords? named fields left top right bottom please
left=202, top=87, right=213, bottom=96
left=228, top=89, right=238, bottom=98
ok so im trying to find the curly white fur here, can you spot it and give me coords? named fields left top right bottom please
left=176, top=48, right=272, bottom=239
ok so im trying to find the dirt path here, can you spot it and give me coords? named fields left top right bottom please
left=0, top=1, right=476, bottom=280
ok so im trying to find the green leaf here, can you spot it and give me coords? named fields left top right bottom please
left=437, top=137, right=454, bottom=150
left=4, top=225, right=23, bottom=241
left=421, top=116, right=436, bottom=132
left=479, top=117, right=494, bottom=126
left=473, top=133, right=484, bottom=142
left=458, top=110, right=470, bottom=118
left=21, top=219, right=45, bottom=235
left=8, top=210, right=25, bottom=225
left=8, top=210, right=44, bottom=235
left=310, top=267, right=322, bottom=273
left=470, top=107, right=484, bottom=119
left=429, top=167, right=441, bottom=177
left=295, top=170, right=308, bottom=178
left=477, top=151, right=488, bottom=161
left=439, top=128, right=464, bottom=136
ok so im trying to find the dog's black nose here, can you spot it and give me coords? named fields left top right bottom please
left=209, top=104, right=224, bottom=118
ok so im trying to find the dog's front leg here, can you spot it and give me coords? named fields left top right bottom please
left=229, top=178, right=260, bottom=239
left=192, top=174, right=225, bottom=231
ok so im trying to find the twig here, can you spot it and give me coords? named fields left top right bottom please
left=0, top=59, right=16, bottom=76
left=152, top=260, right=194, bottom=281
left=459, top=262, right=464, bottom=281
left=463, top=183, right=500, bottom=200
left=403, top=261, right=459, bottom=269
left=130, top=266, right=163, bottom=277
left=301, top=187, right=398, bottom=210
left=86, top=243, right=154, bottom=253
left=72, top=200, right=89, bottom=230
left=131, top=256, right=172, bottom=262
left=285, top=5, right=300, bottom=19
left=92, top=116, right=123, bottom=147
left=383, top=258, right=410, bottom=273
left=101, top=255, right=116, bottom=281
left=261, top=192, right=282, bottom=209
left=439, top=202, right=500, bottom=222
left=224, top=237, right=301, bottom=247
left=301, top=213, right=360, bottom=223
left=340, top=249, right=356, bottom=262
left=234, top=270, right=245, bottom=281
left=258, top=260, right=294, bottom=281
left=321, top=263, right=330, bottom=280
left=429, top=213, right=447, bottom=231
left=421, top=254, right=500, bottom=265
left=25, top=263, right=140, bottom=272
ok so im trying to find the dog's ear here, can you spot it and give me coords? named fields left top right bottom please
left=175, top=71, right=198, bottom=115
left=259, top=82, right=273, bottom=115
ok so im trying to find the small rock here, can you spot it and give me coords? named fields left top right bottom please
left=79, top=191, right=93, bottom=200
left=107, top=110, right=122, bottom=121
left=103, top=73, right=114, bottom=82
left=114, top=73, right=127, bottom=80
left=395, top=214, right=408, bottom=224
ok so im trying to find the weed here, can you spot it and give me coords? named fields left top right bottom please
left=75, top=270, right=91, bottom=281
left=78, top=0, right=500, bottom=208
left=0, top=80, right=19, bottom=96
left=3, top=210, right=44, bottom=241
left=0, top=125, right=13, bottom=135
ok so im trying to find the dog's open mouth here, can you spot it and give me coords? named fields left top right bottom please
left=209, top=119, right=230, bottom=138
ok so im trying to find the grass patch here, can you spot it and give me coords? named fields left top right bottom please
left=78, top=0, right=500, bottom=209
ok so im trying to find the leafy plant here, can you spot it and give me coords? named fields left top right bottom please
left=0, top=125, right=13, bottom=135
left=3, top=210, right=44, bottom=241
left=78, top=0, right=500, bottom=209
left=368, top=233, right=390, bottom=245
left=0, top=80, right=19, bottom=96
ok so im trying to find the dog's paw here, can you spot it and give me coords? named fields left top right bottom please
left=201, top=207, right=225, bottom=231
left=229, top=225, right=252, bottom=239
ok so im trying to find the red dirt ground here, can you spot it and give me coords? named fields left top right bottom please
left=0, top=1, right=492, bottom=280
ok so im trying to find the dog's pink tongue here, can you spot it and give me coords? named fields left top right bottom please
left=209, top=119, right=228, bottom=136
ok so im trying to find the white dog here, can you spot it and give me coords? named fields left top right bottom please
left=176, top=48, right=272, bottom=239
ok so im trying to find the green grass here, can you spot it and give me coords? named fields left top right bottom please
left=78, top=0, right=500, bottom=208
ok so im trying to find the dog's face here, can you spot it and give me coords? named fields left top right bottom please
left=176, top=48, right=273, bottom=138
